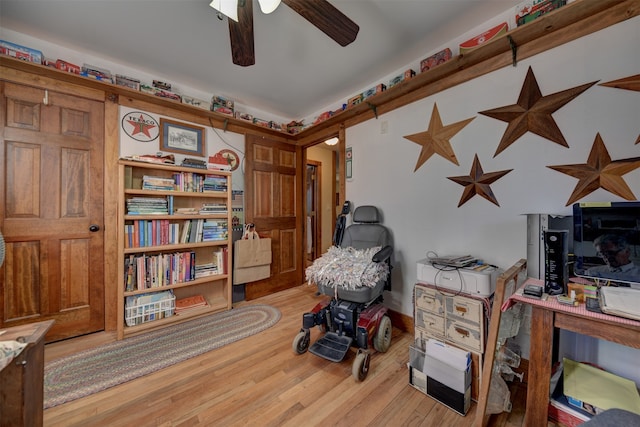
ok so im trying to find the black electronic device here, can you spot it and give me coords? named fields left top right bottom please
left=523, top=284, right=543, bottom=299
left=544, top=230, right=568, bottom=296
left=585, top=296, right=602, bottom=313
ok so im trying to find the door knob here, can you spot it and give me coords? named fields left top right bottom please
left=89, top=225, right=100, bottom=232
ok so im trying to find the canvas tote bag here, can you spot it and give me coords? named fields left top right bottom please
left=233, top=225, right=272, bottom=284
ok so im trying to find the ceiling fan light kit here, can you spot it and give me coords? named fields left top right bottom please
left=209, top=0, right=239, bottom=22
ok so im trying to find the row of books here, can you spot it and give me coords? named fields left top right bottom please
left=196, top=247, right=228, bottom=277
left=124, top=248, right=227, bottom=292
left=126, top=196, right=169, bottom=215
left=180, top=219, right=228, bottom=243
left=142, top=175, right=175, bottom=191
left=125, top=220, right=179, bottom=248
left=126, top=197, right=227, bottom=217
left=199, top=203, right=227, bottom=215
left=172, top=172, right=227, bottom=193
left=131, top=172, right=228, bottom=193
left=124, top=251, right=197, bottom=291
left=124, top=219, right=228, bottom=248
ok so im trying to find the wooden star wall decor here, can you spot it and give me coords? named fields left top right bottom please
left=599, top=74, right=640, bottom=144
left=599, top=74, right=640, bottom=92
left=547, top=133, right=640, bottom=206
left=479, top=66, right=598, bottom=157
left=447, top=154, right=513, bottom=207
left=403, top=103, right=475, bottom=171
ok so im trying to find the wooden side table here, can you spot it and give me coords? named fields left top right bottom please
left=0, top=320, right=54, bottom=427
left=506, top=281, right=640, bottom=425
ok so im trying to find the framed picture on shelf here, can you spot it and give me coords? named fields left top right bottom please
left=159, top=118, right=205, bottom=157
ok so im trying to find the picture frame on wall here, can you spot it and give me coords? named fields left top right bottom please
left=159, top=118, right=205, bottom=157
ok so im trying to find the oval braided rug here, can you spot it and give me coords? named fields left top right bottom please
left=44, top=304, right=280, bottom=408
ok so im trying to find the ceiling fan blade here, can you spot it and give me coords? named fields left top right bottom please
left=229, top=0, right=255, bottom=66
left=282, top=0, right=359, bottom=47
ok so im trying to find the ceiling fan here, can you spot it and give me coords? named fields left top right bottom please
left=210, top=0, right=359, bottom=66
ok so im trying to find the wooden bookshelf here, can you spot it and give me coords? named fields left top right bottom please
left=116, top=160, right=233, bottom=339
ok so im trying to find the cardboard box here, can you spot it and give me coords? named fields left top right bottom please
left=56, top=59, right=81, bottom=74
left=420, top=48, right=452, bottom=73
left=0, top=40, right=43, bottom=64
left=235, top=111, right=253, bottom=122
left=515, top=0, right=567, bottom=27
left=347, top=93, right=363, bottom=108
left=362, top=83, right=386, bottom=100
left=116, top=74, right=140, bottom=90
left=182, top=96, right=209, bottom=111
left=211, top=95, right=234, bottom=116
left=459, top=22, right=508, bottom=55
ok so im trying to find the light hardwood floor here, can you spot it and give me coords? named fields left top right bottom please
left=44, top=285, right=555, bottom=427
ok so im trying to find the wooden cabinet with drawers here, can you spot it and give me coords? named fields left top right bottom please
left=413, top=282, right=491, bottom=401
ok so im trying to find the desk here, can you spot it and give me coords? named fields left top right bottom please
left=0, top=320, right=54, bottom=427
left=505, top=279, right=640, bottom=426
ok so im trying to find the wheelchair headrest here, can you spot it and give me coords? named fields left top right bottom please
left=353, top=206, right=380, bottom=223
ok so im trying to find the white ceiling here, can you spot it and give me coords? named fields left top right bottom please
left=0, top=0, right=521, bottom=121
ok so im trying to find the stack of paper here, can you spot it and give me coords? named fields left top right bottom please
left=563, top=358, right=640, bottom=415
left=599, top=287, right=640, bottom=321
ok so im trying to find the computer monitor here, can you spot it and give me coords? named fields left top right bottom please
left=572, top=201, right=640, bottom=288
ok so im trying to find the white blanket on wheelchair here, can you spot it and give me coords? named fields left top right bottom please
left=305, top=246, right=389, bottom=290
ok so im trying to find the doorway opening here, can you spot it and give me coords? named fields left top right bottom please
left=305, top=142, right=340, bottom=266
left=306, top=161, right=321, bottom=267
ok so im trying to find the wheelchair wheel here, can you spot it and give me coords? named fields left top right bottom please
left=373, top=315, right=392, bottom=353
left=292, top=330, right=310, bottom=354
left=352, top=351, right=370, bottom=382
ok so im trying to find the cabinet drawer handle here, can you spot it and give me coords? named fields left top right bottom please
left=455, top=305, right=467, bottom=315
left=455, top=327, right=469, bottom=337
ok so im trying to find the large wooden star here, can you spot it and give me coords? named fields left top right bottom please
left=547, top=133, right=640, bottom=206
left=599, top=74, right=640, bottom=145
left=403, top=103, right=475, bottom=171
left=447, top=154, right=513, bottom=207
left=599, top=74, right=640, bottom=92
left=479, top=66, right=597, bottom=157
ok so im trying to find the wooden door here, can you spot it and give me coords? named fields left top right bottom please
left=0, top=81, right=105, bottom=341
left=244, top=134, right=303, bottom=299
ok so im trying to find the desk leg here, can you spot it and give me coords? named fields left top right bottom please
left=525, top=306, right=554, bottom=426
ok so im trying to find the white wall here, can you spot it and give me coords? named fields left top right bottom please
left=346, top=16, right=640, bottom=315
left=346, top=16, right=640, bottom=384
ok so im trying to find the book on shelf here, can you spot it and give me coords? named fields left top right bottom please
left=141, top=175, right=175, bottom=191
left=175, top=294, right=209, bottom=314
left=126, top=197, right=169, bottom=215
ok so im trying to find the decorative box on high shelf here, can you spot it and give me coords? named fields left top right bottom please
left=117, top=160, right=232, bottom=339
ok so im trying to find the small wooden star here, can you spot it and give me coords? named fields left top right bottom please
left=447, top=154, right=513, bottom=207
left=599, top=74, right=640, bottom=92
left=403, top=103, right=475, bottom=171
left=479, top=66, right=597, bottom=157
left=547, top=133, right=640, bottom=206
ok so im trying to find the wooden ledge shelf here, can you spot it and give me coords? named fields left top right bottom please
left=294, top=0, right=639, bottom=145
left=1, top=0, right=637, bottom=146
